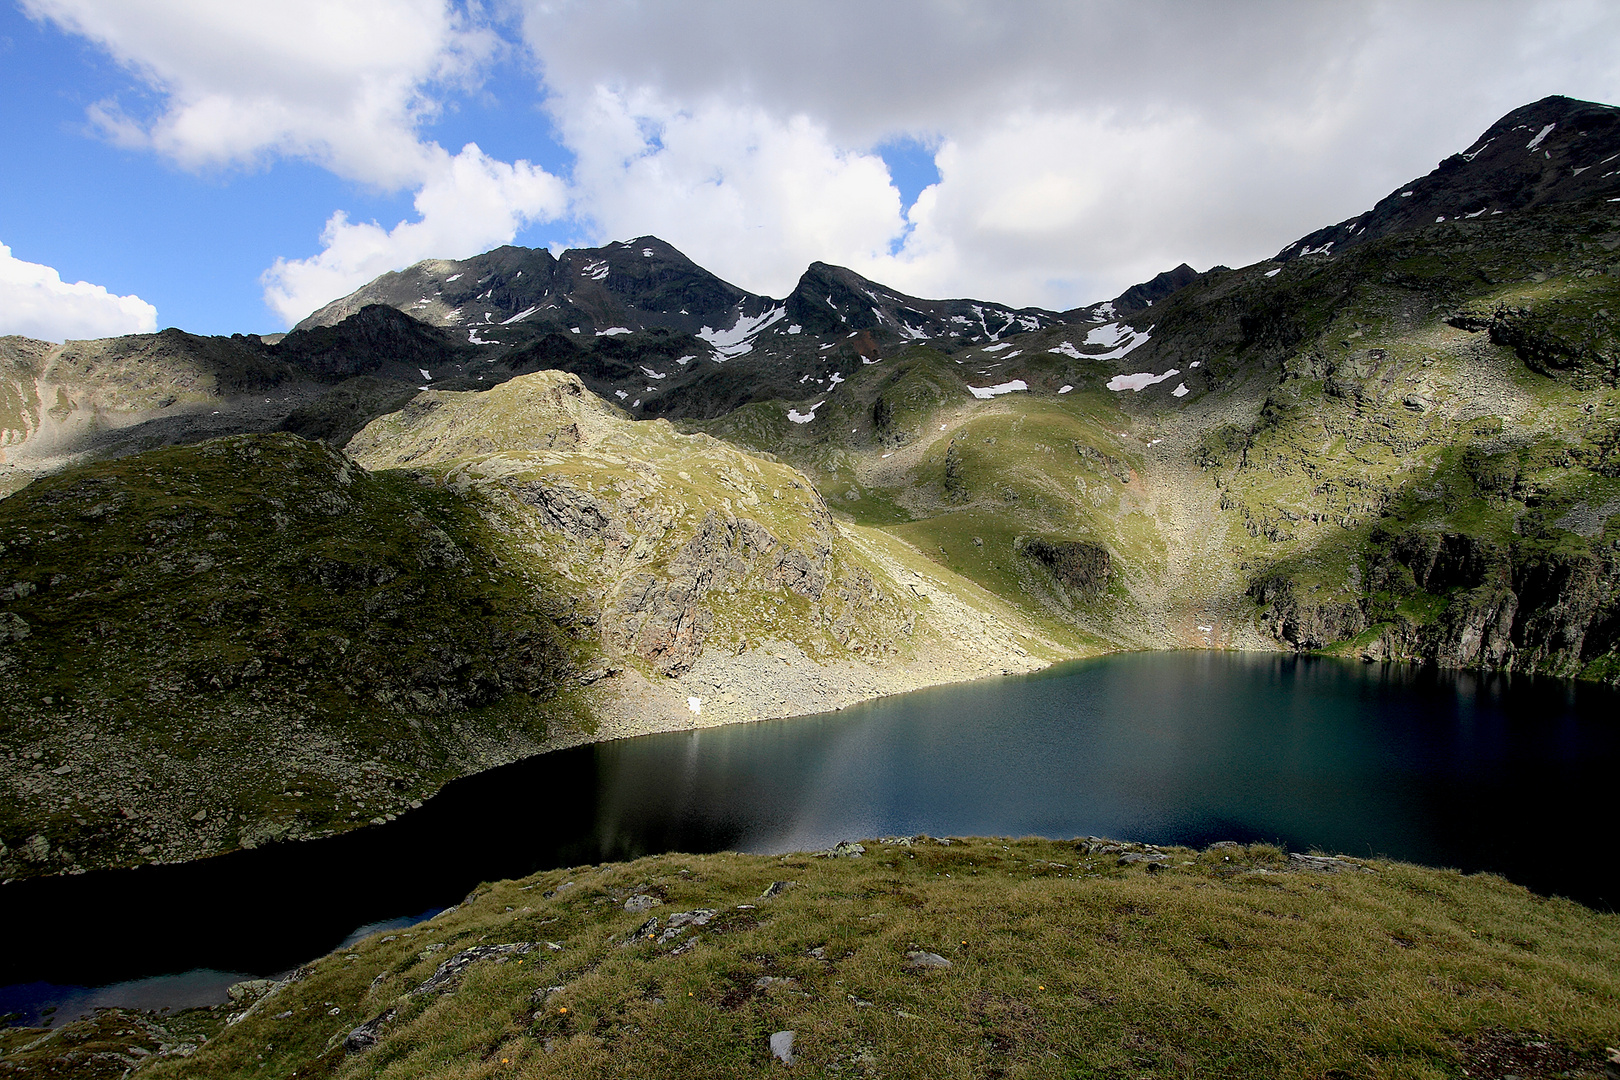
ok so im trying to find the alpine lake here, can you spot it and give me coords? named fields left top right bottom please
left=3, top=650, right=1617, bottom=1026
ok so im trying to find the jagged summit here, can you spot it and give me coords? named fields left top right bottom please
left=1106, top=262, right=1200, bottom=316
left=1276, top=95, right=1620, bottom=263
left=784, top=261, right=1065, bottom=340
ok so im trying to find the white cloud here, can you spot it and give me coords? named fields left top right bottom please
left=0, top=242, right=158, bottom=342
left=557, top=87, right=906, bottom=297
left=262, top=142, right=568, bottom=324
left=520, top=0, right=1620, bottom=308
left=25, top=0, right=569, bottom=325
left=22, top=0, right=492, bottom=186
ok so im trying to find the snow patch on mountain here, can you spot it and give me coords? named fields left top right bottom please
left=699, top=305, right=787, bottom=359
left=969, top=380, right=1029, bottom=399
left=788, top=400, right=827, bottom=424
left=1107, top=369, right=1180, bottom=392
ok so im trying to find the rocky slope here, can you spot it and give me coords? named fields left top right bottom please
left=690, top=98, right=1620, bottom=679
left=0, top=373, right=1064, bottom=880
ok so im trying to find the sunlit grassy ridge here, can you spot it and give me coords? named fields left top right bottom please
left=105, top=837, right=1620, bottom=1080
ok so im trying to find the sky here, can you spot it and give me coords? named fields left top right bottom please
left=2, top=1, right=1618, bottom=341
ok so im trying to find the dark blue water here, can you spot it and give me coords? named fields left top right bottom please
left=2, top=651, right=1616, bottom=1023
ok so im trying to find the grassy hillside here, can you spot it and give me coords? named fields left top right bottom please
left=691, top=198, right=1620, bottom=680
left=9, top=837, right=1614, bottom=1079
left=344, top=370, right=1071, bottom=716
left=0, top=432, right=589, bottom=880
left=0, top=373, right=1072, bottom=880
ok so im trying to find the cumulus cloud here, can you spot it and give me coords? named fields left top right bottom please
left=521, top=0, right=1620, bottom=307
left=21, top=0, right=492, bottom=186
left=0, top=242, right=159, bottom=342
left=262, top=142, right=568, bottom=324
left=25, top=0, right=569, bottom=324
left=557, top=87, right=906, bottom=298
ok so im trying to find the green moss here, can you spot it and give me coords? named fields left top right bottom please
left=131, top=836, right=1620, bottom=1080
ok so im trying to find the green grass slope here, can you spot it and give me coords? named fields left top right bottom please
left=17, top=837, right=1610, bottom=1080
left=0, top=432, right=589, bottom=881
left=689, top=198, right=1620, bottom=680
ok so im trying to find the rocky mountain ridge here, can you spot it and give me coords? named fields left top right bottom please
left=1277, top=95, right=1620, bottom=264
left=5, top=95, right=1620, bottom=883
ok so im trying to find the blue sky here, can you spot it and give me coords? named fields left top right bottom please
left=3, top=1, right=1617, bottom=341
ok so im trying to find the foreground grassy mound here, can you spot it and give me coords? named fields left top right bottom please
left=35, top=837, right=1606, bottom=1080
left=0, top=433, right=586, bottom=880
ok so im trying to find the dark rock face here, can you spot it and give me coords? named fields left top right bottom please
left=1254, top=527, right=1620, bottom=680
left=1110, top=262, right=1200, bottom=315
left=1447, top=296, right=1620, bottom=386
left=1276, top=95, right=1620, bottom=264
left=276, top=304, right=471, bottom=380
left=1020, top=538, right=1113, bottom=597
left=1247, top=574, right=1368, bottom=651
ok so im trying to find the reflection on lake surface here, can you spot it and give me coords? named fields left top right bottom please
left=2, top=651, right=1616, bottom=1021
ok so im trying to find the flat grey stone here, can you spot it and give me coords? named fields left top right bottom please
left=904, top=950, right=952, bottom=970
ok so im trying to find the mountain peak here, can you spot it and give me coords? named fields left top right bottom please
left=1274, top=95, right=1620, bottom=264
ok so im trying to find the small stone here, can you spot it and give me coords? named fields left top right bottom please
left=760, top=880, right=794, bottom=899
left=625, top=894, right=662, bottom=913
left=191, top=809, right=207, bottom=822
left=904, top=950, right=952, bottom=970
left=667, top=909, right=715, bottom=928
left=769, top=1030, right=795, bottom=1065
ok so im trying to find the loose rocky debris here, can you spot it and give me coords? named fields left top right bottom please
left=409, top=942, right=542, bottom=997
left=815, top=841, right=866, bottom=858
left=759, top=880, right=795, bottom=898
left=1286, top=852, right=1377, bottom=874
left=1449, top=1029, right=1613, bottom=1080
left=769, top=1029, right=796, bottom=1065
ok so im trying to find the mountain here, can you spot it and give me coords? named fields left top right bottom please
left=294, top=237, right=1076, bottom=420
left=4, top=95, right=1620, bottom=882
left=695, top=97, right=1620, bottom=677
left=1277, top=95, right=1620, bottom=263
